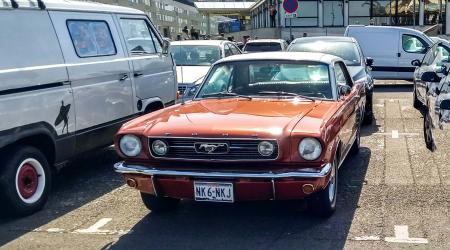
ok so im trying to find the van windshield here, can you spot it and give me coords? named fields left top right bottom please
left=289, top=41, right=361, bottom=66
left=170, top=45, right=221, bottom=66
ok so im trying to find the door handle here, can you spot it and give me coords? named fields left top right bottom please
left=119, top=74, right=128, bottom=81
left=134, top=72, right=143, bottom=77
left=397, top=53, right=401, bottom=57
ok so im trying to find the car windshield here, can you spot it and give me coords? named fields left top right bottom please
left=196, top=60, right=332, bottom=100
left=244, top=42, right=282, bottom=52
left=170, top=45, right=221, bottom=66
left=289, top=41, right=361, bottom=66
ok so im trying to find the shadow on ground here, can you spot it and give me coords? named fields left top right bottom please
left=0, top=147, right=122, bottom=247
left=109, top=146, right=371, bottom=250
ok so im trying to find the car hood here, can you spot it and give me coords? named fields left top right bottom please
left=176, top=66, right=210, bottom=84
left=123, top=98, right=328, bottom=138
left=347, top=65, right=366, bottom=81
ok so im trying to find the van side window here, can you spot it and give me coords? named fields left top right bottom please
left=402, top=34, right=427, bottom=54
left=67, top=20, right=117, bottom=58
left=120, top=19, right=158, bottom=54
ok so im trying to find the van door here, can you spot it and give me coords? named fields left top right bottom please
left=350, top=29, right=400, bottom=79
left=398, top=33, right=430, bottom=79
left=116, top=15, right=176, bottom=110
left=49, top=11, right=134, bottom=153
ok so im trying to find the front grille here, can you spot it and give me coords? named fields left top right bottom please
left=149, top=138, right=279, bottom=161
left=178, top=85, right=187, bottom=94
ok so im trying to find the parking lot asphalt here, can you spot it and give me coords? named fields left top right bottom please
left=1, top=85, right=449, bottom=250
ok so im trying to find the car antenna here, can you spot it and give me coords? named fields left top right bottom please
left=36, top=0, right=45, bottom=9
left=10, top=0, right=18, bottom=8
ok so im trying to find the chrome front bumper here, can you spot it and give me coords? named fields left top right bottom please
left=114, top=162, right=332, bottom=179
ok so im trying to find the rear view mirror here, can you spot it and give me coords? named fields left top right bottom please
left=365, top=57, right=374, bottom=67
left=411, top=59, right=422, bottom=67
left=440, top=99, right=450, bottom=110
left=338, top=83, right=352, bottom=97
left=421, top=71, right=441, bottom=82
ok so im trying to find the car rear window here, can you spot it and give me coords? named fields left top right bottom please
left=67, top=20, right=117, bottom=58
left=245, top=42, right=282, bottom=52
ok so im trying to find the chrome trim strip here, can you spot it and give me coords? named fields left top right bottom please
left=148, top=137, right=279, bottom=162
left=114, top=162, right=332, bottom=179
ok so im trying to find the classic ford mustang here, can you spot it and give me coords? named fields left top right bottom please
left=114, top=52, right=365, bottom=217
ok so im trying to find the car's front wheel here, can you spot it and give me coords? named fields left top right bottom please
left=307, top=157, right=338, bottom=217
left=0, top=146, right=52, bottom=216
left=140, top=192, right=180, bottom=213
left=424, top=112, right=435, bottom=151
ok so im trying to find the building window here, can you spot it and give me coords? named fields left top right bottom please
left=425, top=0, right=445, bottom=25
left=323, top=0, right=344, bottom=27
left=348, top=0, right=371, bottom=25
left=285, top=0, right=318, bottom=27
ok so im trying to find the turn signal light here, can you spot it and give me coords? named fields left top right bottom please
left=126, top=178, right=137, bottom=188
left=302, top=184, right=315, bottom=194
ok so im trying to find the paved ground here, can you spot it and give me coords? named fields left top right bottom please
left=1, top=85, right=449, bottom=250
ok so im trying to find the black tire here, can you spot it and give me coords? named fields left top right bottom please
left=349, top=125, right=361, bottom=156
left=424, top=112, right=435, bottom=151
left=413, top=84, right=422, bottom=109
left=363, top=92, right=374, bottom=125
left=140, top=192, right=180, bottom=213
left=0, top=146, right=52, bottom=217
left=307, top=157, right=338, bottom=217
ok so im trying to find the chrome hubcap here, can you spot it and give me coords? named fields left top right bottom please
left=328, top=164, right=336, bottom=202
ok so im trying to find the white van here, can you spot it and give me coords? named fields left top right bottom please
left=345, top=25, right=434, bottom=80
left=0, top=0, right=176, bottom=216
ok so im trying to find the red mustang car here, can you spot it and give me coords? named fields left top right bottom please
left=115, top=52, right=365, bottom=217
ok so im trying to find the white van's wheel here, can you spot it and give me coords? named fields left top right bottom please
left=0, top=146, right=51, bottom=216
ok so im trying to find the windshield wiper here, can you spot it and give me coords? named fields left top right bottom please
left=256, top=91, right=315, bottom=101
left=201, top=91, right=252, bottom=100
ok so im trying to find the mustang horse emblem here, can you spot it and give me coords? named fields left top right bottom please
left=196, top=143, right=228, bottom=154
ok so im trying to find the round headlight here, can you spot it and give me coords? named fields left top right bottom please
left=299, top=138, right=322, bottom=161
left=258, top=141, right=275, bottom=156
left=152, top=139, right=168, bottom=156
left=119, top=135, right=142, bottom=157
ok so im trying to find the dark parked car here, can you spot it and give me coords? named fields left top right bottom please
left=412, top=40, right=450, bottom=109
left=288, top=36, right=374, bottom=124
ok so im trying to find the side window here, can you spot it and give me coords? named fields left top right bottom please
left=229, top=44, right=241, bottom=55
left=335, top=63, right=347, bottom=85
left=119, top=19, right=158, bottom=54
left=434, top=45, right=450, bottom=65
left=421, top=46, right=435, bottom=66
left=402, top=34, right=427, bottom=54
left=224, top=45, right=233, bottom=57
left=67, top=20, right=116, bottom=58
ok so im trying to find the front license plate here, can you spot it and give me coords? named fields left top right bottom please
left=194, top=182, right=234, bottom=203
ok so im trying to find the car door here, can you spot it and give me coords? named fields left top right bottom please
left=427, top=74, right=450, bottom=151
left=49, top=11, right=134, bottom=153
left=399, top=33, right=430, bottom=79
left=415, top=44, right=437, bottom=102
left=116, top=15, right=176, bottom=109
left=335, top=62, right=359, bottom=154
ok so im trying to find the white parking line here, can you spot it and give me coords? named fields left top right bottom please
left=74, top=218, right=112, bottom=234
left=354, top=236, right=381, bottom=241
left=391, top=130, right=399, bottom=139
left=385, top=225, right=428, bottom=244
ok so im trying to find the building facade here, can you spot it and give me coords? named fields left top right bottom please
left=85, top=0, right=219, bottom=38
left=251, top=0, right=449, bottom=36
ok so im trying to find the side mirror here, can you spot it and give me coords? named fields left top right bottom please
left=365, top=57, right=374, bottom=67
left=162, top=39, right=170, bottom=55
left=338, top=83, right=352, bottom=97
left=440, top=99, right=450, bottom=110
left=411, top=59, right=422, bottom=67
left=421, top=71, right=441, bottom=82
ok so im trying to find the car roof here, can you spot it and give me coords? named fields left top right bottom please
left=347, top=25, right=423, bottom=33
left=170, top=40, right=228, bottom=46
left=1, top=0, right=143, bottom=15
left=291, top=36, right=356, bottom=44
left=216, top=52, right=340, bottom=64
left=246, top=39, right=286, bottom=44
